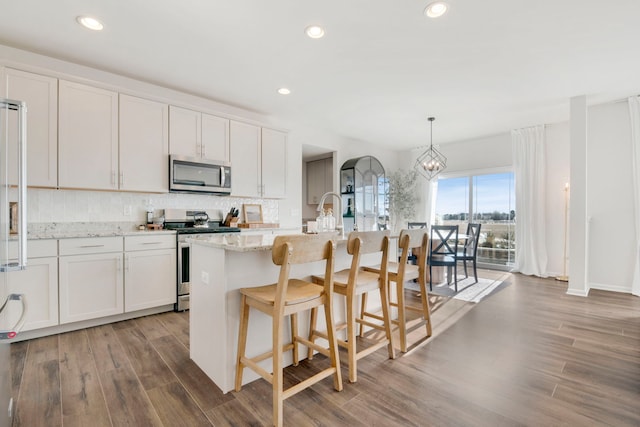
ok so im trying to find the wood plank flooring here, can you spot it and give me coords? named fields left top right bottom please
left=11, top=271, right=640, bottom=426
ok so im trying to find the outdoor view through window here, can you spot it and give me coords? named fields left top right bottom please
left=435, top=172, right=515, bottom=267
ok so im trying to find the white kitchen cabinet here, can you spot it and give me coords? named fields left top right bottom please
left=261, top=128, right=287, bottom=198
left=169, top=105, right=230, bottom=161
left=230, top=121, right=287, bottom=198
left=2, top=68, right=58, bottom=187
left=7, top=240, right=58, bottom=331
left=58, top=80, right=118, bottom=190
left=124, top=235, right=176, bottom=312
left=201, top=113, right=230, bottom=161
left=59, top=237, right=124, bottom=324
left=307, top=157, right=333, bottom=204
left=119, top=94, right=169, bottom=192
left=230, top=120, right=261, bottom=197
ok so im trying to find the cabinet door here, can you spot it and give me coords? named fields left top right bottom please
left=7, top=257, right=58, bottom=331
left=307, top=159, right=325, bottom=204
left=58, top=80, right=118, bottom=190
left=230, top=120, right=261, bottom=197
left=59, top=253, right=124, bottom=324
left=323, top=157, right=333, bottom=194
left=3, top=68, right=58, bottom=187
left=119, top=94, right=169, bottom=192
left=261, top=128, right=287, bottom=198
left=201, top=113, right=230, bottom=161
left=124, top=249, right=176, bottom=312
left=169, top=105, right=201, bottom=157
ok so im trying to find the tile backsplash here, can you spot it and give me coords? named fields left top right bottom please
left=25, top=188, right=279, bottom=225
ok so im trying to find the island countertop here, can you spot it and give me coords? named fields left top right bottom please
left=187, top=231, right=345, bottom=252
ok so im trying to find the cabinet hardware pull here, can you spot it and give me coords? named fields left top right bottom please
left=79, top=244, right=105, bottom=248
left=142, top=242, right=162, bottom=245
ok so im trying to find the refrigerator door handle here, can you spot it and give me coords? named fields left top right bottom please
left=0, top=294, right=27, bottom=339
left=17, top=100, right=27, bottom=270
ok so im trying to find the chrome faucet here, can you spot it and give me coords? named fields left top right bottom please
left=317, top=192, right=344, bottom=238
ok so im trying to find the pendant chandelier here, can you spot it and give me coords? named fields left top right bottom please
left=414, top=116, right=447, bottom=180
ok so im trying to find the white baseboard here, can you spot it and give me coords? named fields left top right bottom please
left=565, top=288, right=589, bottom=297
left=589, top=282, right=633, bottom=294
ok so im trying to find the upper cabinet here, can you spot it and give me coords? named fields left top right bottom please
left=58, top=80, right=118, bottom=190
left=119, top=94, right=169, bottom=193
left=307, top=157, right=333, bottom=204
left=261, top=128, right=287, bottom=199
left=230, top=121, right=261, bottom=197
left=169, top=105, right=230, bottom=161
left=2, top=68, right=58, bottom=187
left=230, top=121, right=287, bottom=199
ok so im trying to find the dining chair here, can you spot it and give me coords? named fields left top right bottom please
left=309, top=230, right=395, bottom=383
left=428, top=225, right=459, bottom=292
left=456, top=223, right=482, bottom=283
left=364, top=228, right=432, bottom=352
left=406, top=222, right=427, bottom=263
left=234, top=234, right=342, bottom=427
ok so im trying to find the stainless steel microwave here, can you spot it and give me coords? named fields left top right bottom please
left=169, top=155, right=231, bottom=195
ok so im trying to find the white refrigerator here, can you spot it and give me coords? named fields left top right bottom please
left=0, top=98, right=28, bottom=427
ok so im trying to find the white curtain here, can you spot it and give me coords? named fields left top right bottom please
left=426, top=179, right=438, bottom=226
left=628, top=96, right=640, bottom=297
left=511, top=125, right=548, bottom=276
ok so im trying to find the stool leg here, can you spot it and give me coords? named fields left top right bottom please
left=307, top=307, right=318, bottom=360
left=418, top=269, right=433, bottom=338
left=273, top=313, right=284, bottom=427
left=358, top=293, right=368, bottom=338
left=396, top=279, right=407, bottom=352
left=235, top=294, right=250, bottom=391
left=323, top=296, right=343, bottom=391
left=290, top=313, right=298, bottom=366
left=346, top=292, right=358, bottom=383
left=379, top=281, right=396, bottom=360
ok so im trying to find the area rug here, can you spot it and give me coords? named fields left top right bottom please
left=405, top=275, right=508, bottom=303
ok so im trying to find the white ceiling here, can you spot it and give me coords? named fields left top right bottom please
left=1, top=0, right=639, bottom=150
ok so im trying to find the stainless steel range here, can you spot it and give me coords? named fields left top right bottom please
left=164, top=209, right=240, bottom=311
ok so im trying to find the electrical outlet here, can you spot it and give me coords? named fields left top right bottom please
left=201, top=271, right=210, bottom=284
left=123, top=205, right=132, bottom=216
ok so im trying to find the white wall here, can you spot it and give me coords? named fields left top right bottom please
left=587, top=101, right=635, bottom=292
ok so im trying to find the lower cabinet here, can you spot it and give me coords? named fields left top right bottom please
left=7, top=239, right=59, bottom=331
left=124, top=248, right=176, bottom=312
left=59, top=252, right=124, bottom=324
left=8, top=257, right=58, bottom=332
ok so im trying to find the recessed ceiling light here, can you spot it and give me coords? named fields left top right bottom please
left=76, top=15, right=104, bottom=31
left=424, top=2, right=448, bottom=18
left=277, top=88, right=291, bottom=95
left=305, top=25, right=325, bottom=39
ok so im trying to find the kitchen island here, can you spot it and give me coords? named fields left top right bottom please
left=188, top=233, right=384, bottom=393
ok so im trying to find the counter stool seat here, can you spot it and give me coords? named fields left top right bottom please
left=234, top=234, right=343, bottom=427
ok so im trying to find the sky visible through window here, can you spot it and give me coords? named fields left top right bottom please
left=436, top=172, right=514, bottom=217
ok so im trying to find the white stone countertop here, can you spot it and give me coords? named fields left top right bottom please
left=188, top=231, right=345, bottom=252
left=13, top=222, right=177, bottom=240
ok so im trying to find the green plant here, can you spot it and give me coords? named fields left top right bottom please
left=387, top=169, right=419, bottom=230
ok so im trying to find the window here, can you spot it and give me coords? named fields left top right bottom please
left=435, top=171, right=515, bottom=268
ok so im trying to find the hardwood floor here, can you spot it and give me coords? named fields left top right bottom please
left=11, top=271, right=640, bottom=426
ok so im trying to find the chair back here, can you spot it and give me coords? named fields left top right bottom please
left=407, top=222, right=427, bottom=229
left=272, top=234, right=336, bottom=311
left=463, top=223, right=482, bottom=257
left=272, top=234, right=335, bottom=266
left=346, top=230, right=390, bottom=287
left=398, top=228, right=429, bottom=267
left=430, top=225, right=459, bottom=257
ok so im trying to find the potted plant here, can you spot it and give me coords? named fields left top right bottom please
left=387, top=169, right=419, bottom=232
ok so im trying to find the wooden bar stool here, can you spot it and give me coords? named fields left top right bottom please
left=234, top=234, right=343, bottom=427
left=309, top=230, right=395, bottom=383
left=364, top=228, right=433, bottom=352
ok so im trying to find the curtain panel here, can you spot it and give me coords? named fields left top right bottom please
left=511, top=125, right=548, bottom=277
left=628, top=96, right=640, bottom=297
